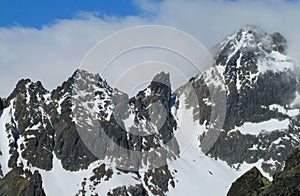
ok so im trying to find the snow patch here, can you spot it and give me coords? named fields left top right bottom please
left=232, top=119, right=290, bottom=136
left=269, top=104, right=299, bottom=117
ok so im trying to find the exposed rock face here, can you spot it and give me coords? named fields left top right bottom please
left=0, top=168, right=45, bottom=196
left=227, top=146, right=300, bottom=196
left=0, top=98, right=3, bottom=117
left=71, top=70, right=179, bottom=194
left=5, top=79, right=55, bottom=171
left=19, top=170, right=46, bottom=196
left=227, top=167, right=267, bottom=196
left=50, top=71, right=99, bottom=171
left=213, top=25, right=296, bottom=129
left=261, top=146, right=300, bottom=195
left=143, top=165, right=175, bottom=195
left=0, top=70, right=179, bottom=195
left=284, top=145, right=300, bottom=171
left=129, top=72, right=176, bottom=144
left=200, top=25, right=300, bottom=175
left=107, top=184, right=147, bottom=196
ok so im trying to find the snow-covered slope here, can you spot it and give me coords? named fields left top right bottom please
left=167, top=92, right=268, bottom=195
left=0, top=104, right=12, bottom=177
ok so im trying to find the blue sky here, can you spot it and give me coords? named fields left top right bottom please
left=0, top=0, right=147, bottom=28
left=0, top=0, right=297, bottom=28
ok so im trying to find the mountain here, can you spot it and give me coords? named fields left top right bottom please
left=0, top=25, right=299, bottom=195
left=202, top=25, right=300, bottom=175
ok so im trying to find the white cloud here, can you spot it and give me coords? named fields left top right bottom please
left=1, top=0, right=300, bottom=97
left=0, top=14, right=147, bottom=96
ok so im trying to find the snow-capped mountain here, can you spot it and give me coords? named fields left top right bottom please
left=0, top=25, right=300, bottom=195
left=206, top=25, right=300, bottom=176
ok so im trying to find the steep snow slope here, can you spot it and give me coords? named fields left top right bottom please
left=0, top=105, right=12, bottom=177
left=168, top=92, right=272, bottom=195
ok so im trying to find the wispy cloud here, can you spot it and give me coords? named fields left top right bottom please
left=1, top=0, right=300, bottom=97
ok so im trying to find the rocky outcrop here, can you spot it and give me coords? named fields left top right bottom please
left=5, top=79, right=54, bottom=170
left=107, top=184, right=147, bottom=196
left=0, top=168, right=45, bottom=196
left=261, top=146, right=300, bottom=195
left=227, top=167, right=268, bottom=196
left=227, top=146, right=300, bottom=195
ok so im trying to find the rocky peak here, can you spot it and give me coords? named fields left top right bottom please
left=150, top=72, right=171, bottom=102
left=2, top=78, right=54, bottom=171
left=48, top=69, right=104, bottom=171
left=51, top=69, right=112, bottom=104
left=234, top=25, right=287, bottom=53
left=211, top=25, right=297, bottom=127
left=215, top=25, right=294, bottom=92
left=151, top=71, right=171, bottom=88
left=228, top=146, right=300, bottom=195
left=202, top=26, right=299, bottom=176
left=129, top=71, right=175, bottom=142
left=7, top=79, right=48, bottom=104
left=134, top=71, right=171, bottom=101
left=217, top=25, right=288, bottom=60
left=73, top=69, right=110, bottom=87
left=71, top=69, right=114, bottom=122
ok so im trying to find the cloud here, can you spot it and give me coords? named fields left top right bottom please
left=0, top=14, right=148, bottom=96
left=1, top=0, right=300, bottom=97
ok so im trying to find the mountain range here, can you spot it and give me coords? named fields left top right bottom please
left=0, top=25, right=299, bottom=195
